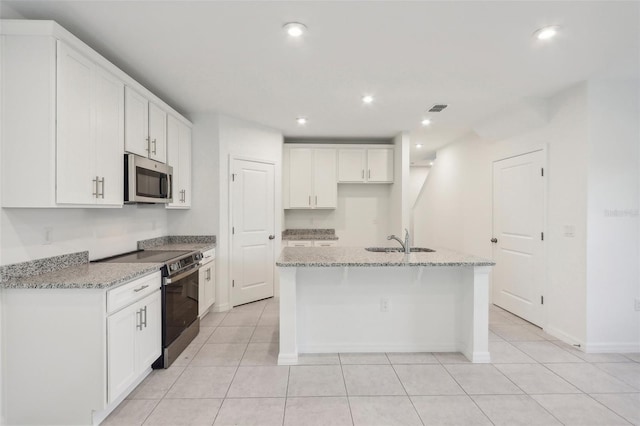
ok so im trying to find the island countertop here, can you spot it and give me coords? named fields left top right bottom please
left=276, top=246, right=495, bottom=267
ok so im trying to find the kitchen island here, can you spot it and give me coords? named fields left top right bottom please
left=276, top=247, right=495, bottom=364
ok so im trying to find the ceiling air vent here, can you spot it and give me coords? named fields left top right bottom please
left=428, top=104, right=448, bottom=112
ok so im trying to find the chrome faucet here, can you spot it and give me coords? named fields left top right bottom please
left=387, top=229, right=411, bottom=254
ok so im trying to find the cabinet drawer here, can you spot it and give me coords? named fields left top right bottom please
left=107, top=271, right=162, bottom=314
left=201, top=248, right=216, bottom=265
left=313, top=240, right=338, bottom=247
left=287, top=241, right=313, bottom=247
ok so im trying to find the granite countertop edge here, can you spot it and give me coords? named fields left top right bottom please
left=282, top=235, right=340, bottom=241
left=276, top=246, right=495, bottom=268
left=1, top=263, right=162, bottom=290
left=145, top=242, right=217, bottom=252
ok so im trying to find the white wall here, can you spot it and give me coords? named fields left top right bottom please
left=217, top=115, right=283, bottom=310
left=168, top=112, right=219, bottom=237
left=414, top=83, right=590, bottom=346
left=409, top=166, right=430, bottom=239
left=284, top=184, right=392, bottom=247
left=413, top=132, right=492, bottom=259
left=389, top=132, right=410, bottom=236
left=0, top=206, right=170, bottom=264
left=585, top=80, right=640, bottom=351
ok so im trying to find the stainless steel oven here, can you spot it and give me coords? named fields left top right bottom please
left=162, top=262, right=200, bottom=367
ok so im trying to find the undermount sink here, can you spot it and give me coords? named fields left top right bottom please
left=365, top=247, right=435, bottom=253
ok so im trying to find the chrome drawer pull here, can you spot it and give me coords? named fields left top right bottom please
left=133, top=284, right=149, bottom=292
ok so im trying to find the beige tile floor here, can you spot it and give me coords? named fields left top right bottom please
left=104, top=299, right=640, bottom=426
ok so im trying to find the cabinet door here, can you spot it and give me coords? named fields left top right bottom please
left=148, top=102, right=167, bottom=163
left=136, top=290, right=162, bottom=372
left=287, top=241, right=313, bottom=247
left=94, top=67, right=124, bottom=206
left=338, top=149, right=366, bottom=183
left=107, top=302, right=138, bottom=403
left=56, top=41, right=96, bottom=205
left=288, top=148, right=313, bottom=208
left=166, top=115, right=181, bottom=208
left=313, top=149, right=337, bottom=208
left=124, top=87, right=149, bottom=157
left=367, top=148, right=394, bottom=183
left=179, top=124, right=192, bottom=207
left=313, top=240, right=338, bottom=247
left=199, top=262, right=215, bottom=317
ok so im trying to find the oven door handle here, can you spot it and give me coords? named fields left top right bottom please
left=165, top=264, right=201, bottom=284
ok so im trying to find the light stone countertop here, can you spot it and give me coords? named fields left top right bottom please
left=276, top=247, right=495, bottom=267
left=1, top=263, right=162, bottom=290
left=145, top=243, right=216, bottom=252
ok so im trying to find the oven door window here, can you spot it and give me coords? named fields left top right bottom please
left=136, top=166, right=169, bottom=198
left=165, top=270, right=199, bottom=346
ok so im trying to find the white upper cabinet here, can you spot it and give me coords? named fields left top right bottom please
left=56, top=41, right=124, bottom=206
left=285, top=147, right=337, bottom=209
left=338, top=147, right=394, bottom=183
left=0, top=20, right=191, bottom=208
left=366, top=148, right=394, bottom=183
left=125, top=87, right=167, bottom=163
left=166, top=115, right=192, bottom=209
left=337, top=149, right=367, bottom=183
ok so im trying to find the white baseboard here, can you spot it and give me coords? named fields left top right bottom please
left=93, top=367, right=152, bottom=425
left=544, top=325, right=585, bottom=350
left=298, top=343, right=460, bottom=353
left=212, top=302, right=230, bottom=313
left=584, top=342, right=640, bottom=353
left=277, top=353, right=299, bottom=365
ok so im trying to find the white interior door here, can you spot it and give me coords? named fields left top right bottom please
left=232, top=159, right=275, bottom=306
left=492, top=150, right=545, bottom=326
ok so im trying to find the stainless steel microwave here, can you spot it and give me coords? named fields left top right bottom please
left=124, top=154, right=173, bottom=203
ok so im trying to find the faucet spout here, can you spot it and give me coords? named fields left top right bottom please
left=387, top=230, right=411, bottom=254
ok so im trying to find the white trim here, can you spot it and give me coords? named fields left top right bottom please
left=211, top=302, right=230, bottom=313
left=298, top=344, right=459, bottom=353
left=584, top=342, right=640, bottom=354
left=544, top=324, right=585, bottom=349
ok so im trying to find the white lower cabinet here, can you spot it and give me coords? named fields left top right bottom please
left=198, top=249, right=216, bottom=317
left=1, top=270, right=162, bottom=425
left=107, top=289, right=161, bottom=403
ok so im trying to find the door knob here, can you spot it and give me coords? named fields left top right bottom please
left=268, top=235, right=275, bottom=240
left=491, top=238, right=498, bottom=243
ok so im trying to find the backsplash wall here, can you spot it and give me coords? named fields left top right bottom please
left=284, top=184, right=392, bottom=247
left=0, top=205, right=170, bottom=265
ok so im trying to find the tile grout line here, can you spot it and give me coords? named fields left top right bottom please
left=387, top=353, right=426, bottom=426
left=282, top=365, right=292, bottom=426
left=338, top=355, right=356, bottom=426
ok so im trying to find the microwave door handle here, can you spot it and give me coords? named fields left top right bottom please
left=167, top=174, right=172, bottom=200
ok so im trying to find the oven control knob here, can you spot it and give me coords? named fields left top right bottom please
left=169, top=263, right=179, bottom=272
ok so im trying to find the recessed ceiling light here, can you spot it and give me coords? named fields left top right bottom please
left=429, top=161, right=434, bottom=166
left=415, top=144, right=423, bottom=148
left=296, top=117, right=307, bottom=125
left=283, top=22, right=307, bottom=38
left=362, top=95, right=374, bottom=104
left=533, top=25, right=560, bottom=41
left=421, top=119, right=431, bottom=126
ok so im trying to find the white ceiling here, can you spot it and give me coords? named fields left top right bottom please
left=2, top=1, right=638, bottom=163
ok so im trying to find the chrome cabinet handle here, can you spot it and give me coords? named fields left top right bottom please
left=99, top=177, right=105, bottom=199
left=368, top=169, right=371, bottom=179
left=315, top=195, right=317, bottom=205
left=92, top=176, right=99, bottom=197
left=308, top=195, right=311, bottom=206
left=141, top=306, right=147, bottom=328
left=206, top=268, right=211, bottom=281
left=133, top=284, right=149, bottom=292
left=491, top=238, right=498, bottom=243
left=145, top=136, right=150, bottom=152
left=361, top=170, right=364, bottom=179
left=136, top=309, right=142, bottom=330
left=152, top=139, right=157, bottom=155
left=268, top=235, right=275, bottom=240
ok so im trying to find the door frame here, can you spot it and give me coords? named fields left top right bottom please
left=228, top=155, right=278, bottom=307
left=491, top=143, right=548, bottom=329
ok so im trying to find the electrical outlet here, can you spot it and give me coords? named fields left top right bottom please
left=43, top=227, right=53, bottom=245
left=380, top=298, right=389, bottom=312
left=635, top=298, right=640, bottom=312
left=564, top=225, right=575, bottom=238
